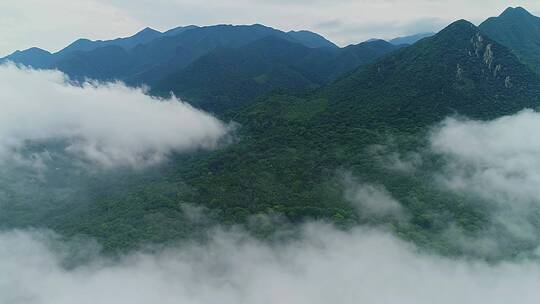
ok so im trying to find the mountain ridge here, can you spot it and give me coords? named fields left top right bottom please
left=480, top=6, right=540, bottom=75
left=153, top=37, right=402, bottom=113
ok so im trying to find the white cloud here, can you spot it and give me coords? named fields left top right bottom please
left=428, top=109, right=540, bottom=243
left=431, top=109, right=540, bottom=204
left=0, top=64, right=230, bottom=168
left=2, top=225, right=540, bottom=304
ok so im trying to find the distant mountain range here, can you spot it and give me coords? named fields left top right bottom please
left=0, top=23, right=442, bottom=108
left=0, top=24, right=337, bottom=72
left=1, top=23, right=405, bottom=113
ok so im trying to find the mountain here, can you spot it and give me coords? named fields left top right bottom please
left=0, top=24, right=292, bottom=81
left=153, top=36, right=326, bottom=113
left=153, top=38, right=401, bottom=113
left=0, top=24, right=335, bottom=77
left=0, top=24, right=389, bottom=96
left=324, top=19, right=540, bottom=128
left=140, top=19, right=540, bottom=252
left=0, top=47, right=53, bottom=68
left=1, top=27, right=169, bottom=69
left=480, top=7, right=540, bottom=75
left=123, top=24, right=300, bottom=86
left=328, top=39, right=403, bottom=80
left=7, top=13, right=540, bottom=255
left=389, top=32, right=435, bottom=45
left=27, top=17, right=540, bottom=253
left=287, top=30, right=338, bottom=48
left=56, top=27, right=163, bottom=56
left=54, top=46, right=132, bottom=81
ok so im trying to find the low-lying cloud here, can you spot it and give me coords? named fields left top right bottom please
left=431, top=109, right=540, bottom=204
left=2, top=225, right=540, bottom=304
left=0, top=64, right=230, bottom=168
left=429, top=110, right=540, bottom=239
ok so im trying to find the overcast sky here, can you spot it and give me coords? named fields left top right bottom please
left=1, top=0, right=540, bottom=56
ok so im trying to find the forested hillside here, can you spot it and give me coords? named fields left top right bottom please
left=480, top=7, right=540, bottom=75
left=2, top=7, right=540, bottom=259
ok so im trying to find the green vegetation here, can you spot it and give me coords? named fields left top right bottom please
left=3, top=10, right=540, bottom=260
left=480, top=7, right=540, bottom=75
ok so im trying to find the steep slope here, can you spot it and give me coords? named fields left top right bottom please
left=324, top=19, right=540, bottom=128
left=480, top=7, right=540, bottom=74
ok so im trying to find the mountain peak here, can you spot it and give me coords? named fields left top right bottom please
left=479, top=6, right=540, bottom=75
left=17, top=47, right=51, bottom=55
left=500, top=6, right=532, bottom=18
left=134, top=27, right=162, bottom=37
left=441, top=19, right=476, bottom=33
left=433, top=19, right=479, bottom=45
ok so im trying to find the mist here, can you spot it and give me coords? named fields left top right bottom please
left=2, top=225, right=540, bottom=304
left=0, top=63, right=230, bottom=168
left=427, top=110, right=540, bottom=244
left=431, top=109, right=540, bottom=204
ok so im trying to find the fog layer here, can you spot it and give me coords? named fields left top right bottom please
left=2, top=225, right=540, bottom=304
left=0, top=64, right=229, bottom=168
left=431, top=109, right=540, bottom=203
left=430, top=110, right=540, bottom=244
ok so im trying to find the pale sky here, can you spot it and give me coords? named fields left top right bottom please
left=1, top=0, right=539, bottom=57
